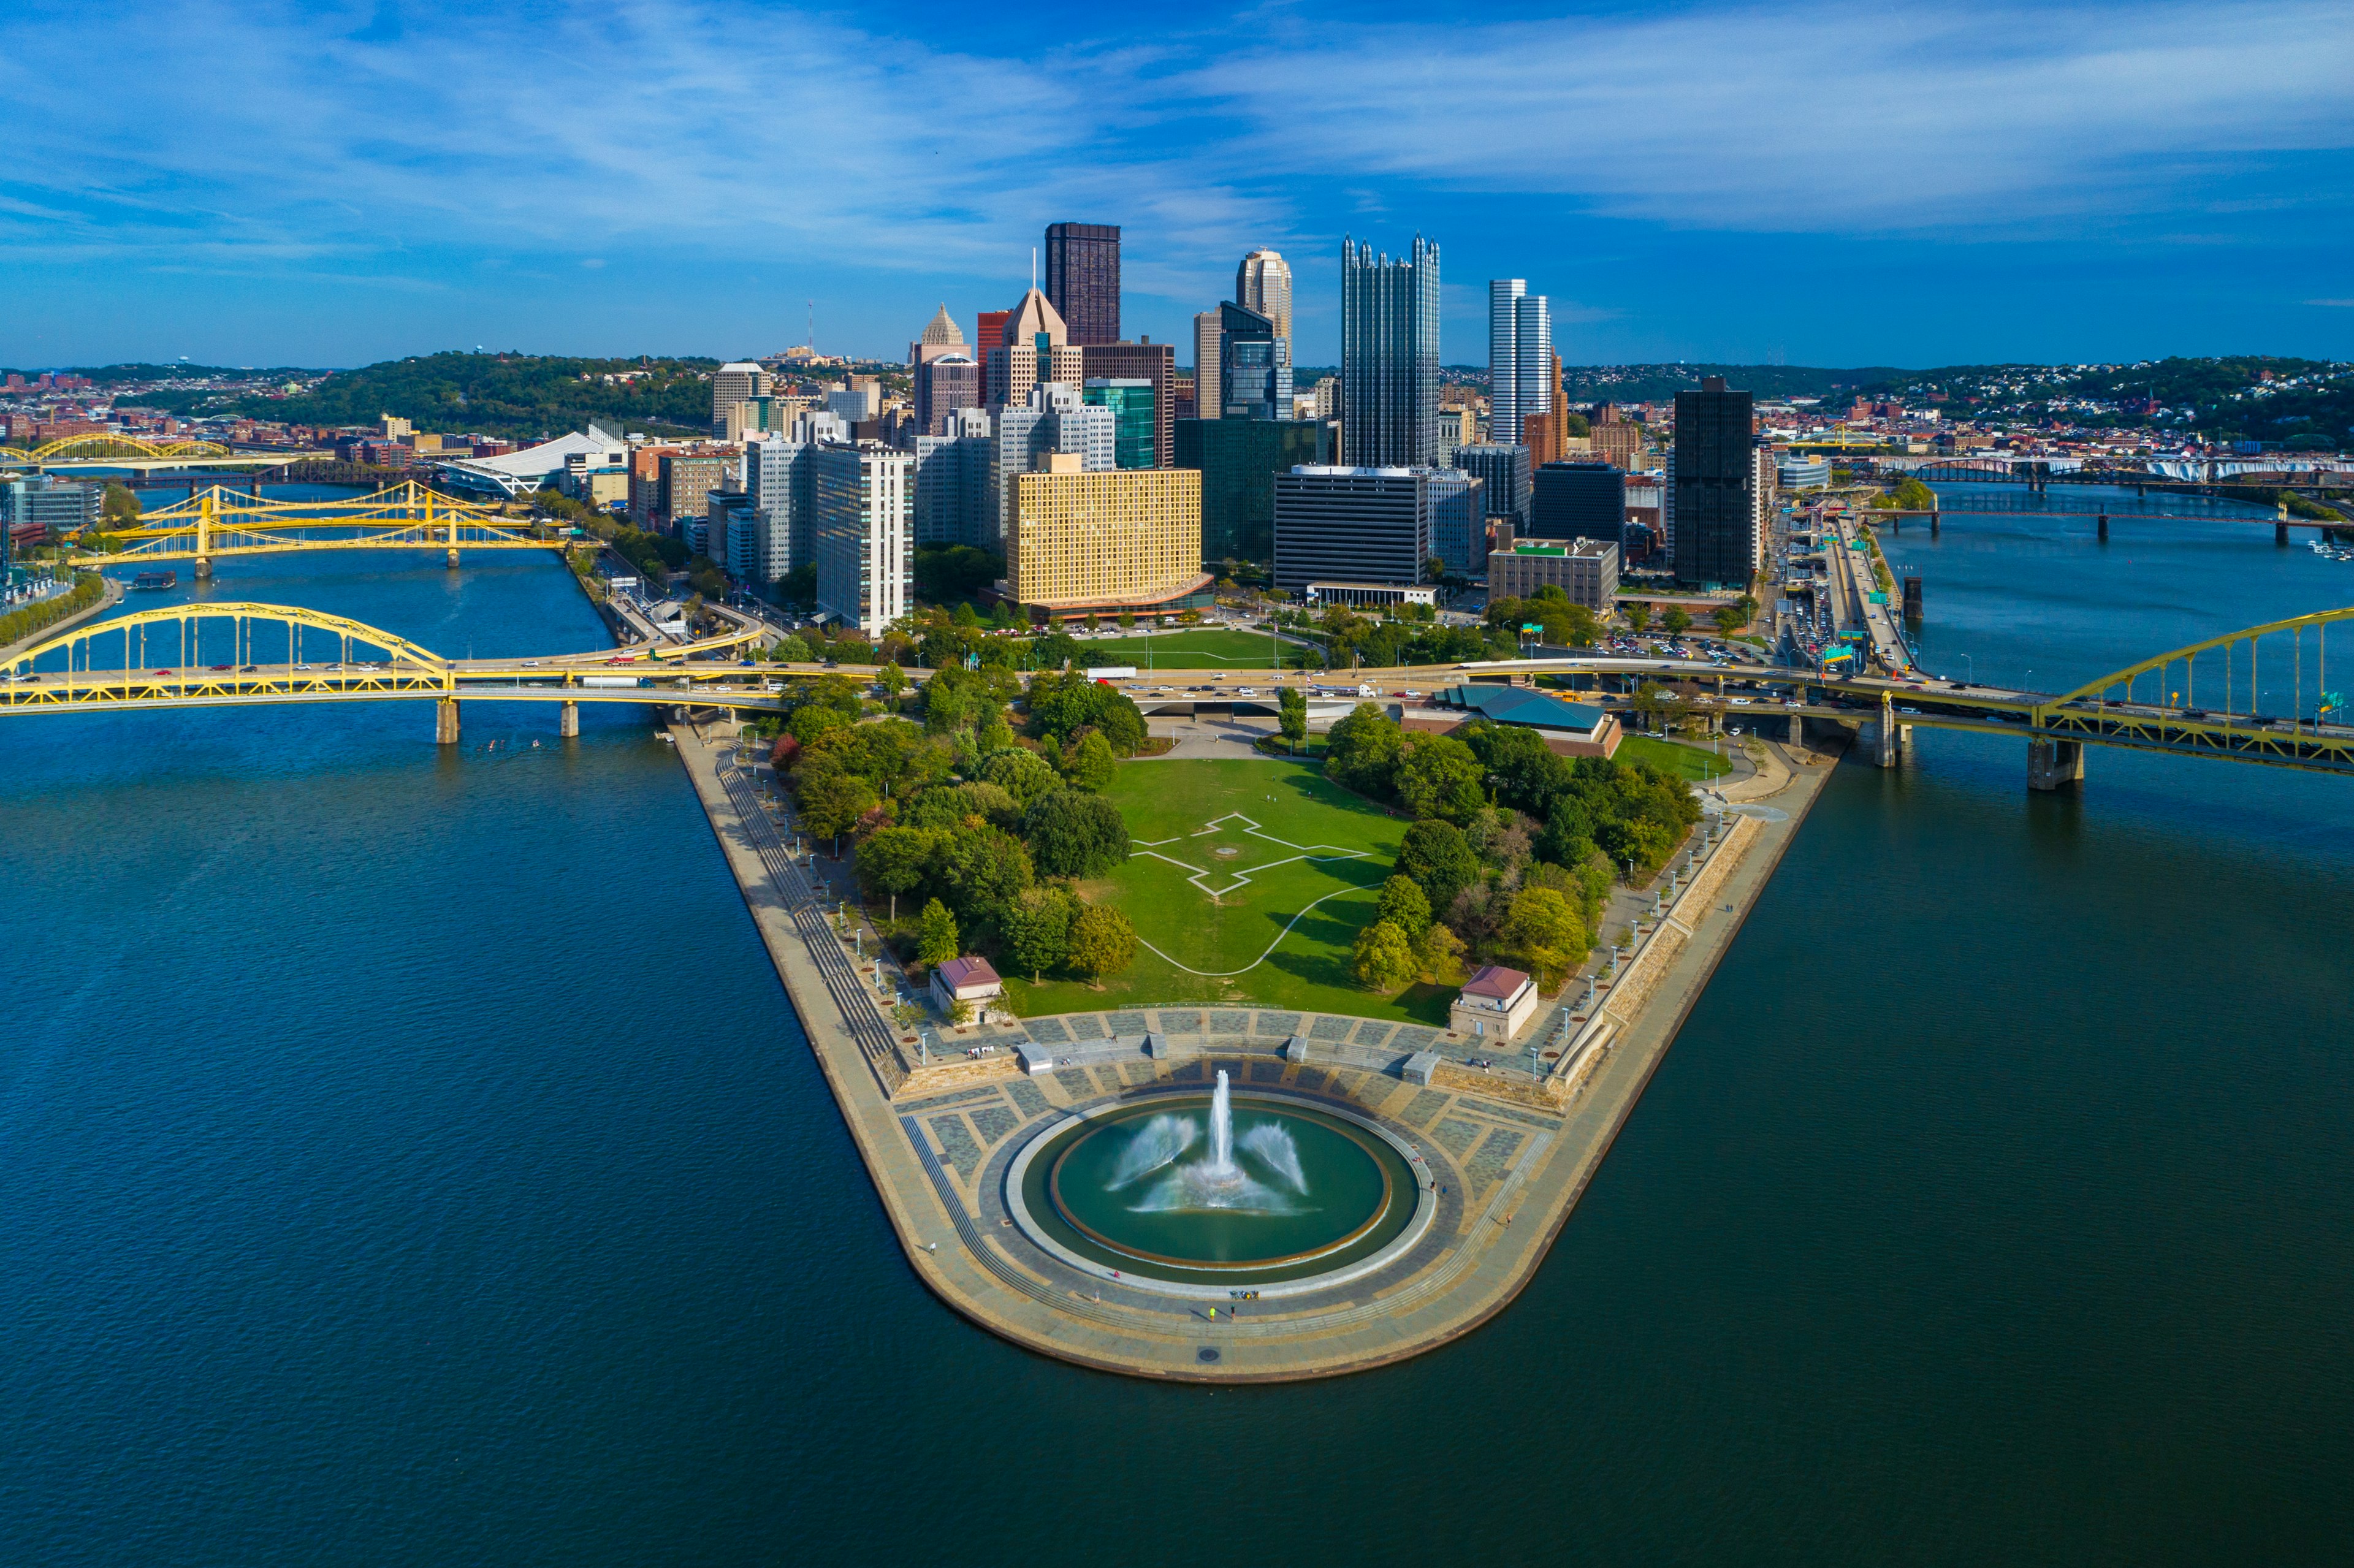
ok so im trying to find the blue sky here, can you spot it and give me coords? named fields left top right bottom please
left=3, top=0, right=2350, bottom=370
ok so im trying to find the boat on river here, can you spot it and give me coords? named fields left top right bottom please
left=131, top=571, right=178, bottom=590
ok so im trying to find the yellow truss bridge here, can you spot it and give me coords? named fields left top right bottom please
left=1, top=601, right=782, bottom=742
left=1, top=434, right=234, bottom=464
left=75, top=481, right=566, bottom=574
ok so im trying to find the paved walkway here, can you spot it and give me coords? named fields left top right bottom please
left=669, top=720, right=1839, bottom=1381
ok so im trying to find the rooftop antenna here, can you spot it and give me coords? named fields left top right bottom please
left=1030, top=247, right=1038, bottom=292
left=806, top=299, right=815, bottom=350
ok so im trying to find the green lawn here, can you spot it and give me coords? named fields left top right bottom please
left=1004, top=756, right=1447, bottom=1023
left=1617, top=733, right=1733, bottom=781
left=1064, top=629, right=1311, bottom=667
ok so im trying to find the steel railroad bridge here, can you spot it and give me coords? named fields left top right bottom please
left=72, top=482, right=560, bottom=577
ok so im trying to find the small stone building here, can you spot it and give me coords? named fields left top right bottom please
left=1450, top=963, right=1539, bottom=1043
left=931, top=955, right=1004, bottom=1020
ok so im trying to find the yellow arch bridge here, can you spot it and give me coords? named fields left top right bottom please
left=0, top=602, right=782, bottom=743
left=74, top=481, right=566, bottom=575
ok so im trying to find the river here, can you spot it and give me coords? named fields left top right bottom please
left=2, top=521, right=2350, bottom=1564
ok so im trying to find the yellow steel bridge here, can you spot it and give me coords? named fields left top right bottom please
left=1, top=434, right=332, bottom=472
left=73, top=481, right=565, bottom=573
left=0, top=601, right=783, bottom=742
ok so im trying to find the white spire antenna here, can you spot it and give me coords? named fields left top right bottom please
left=1030, top=247, right=1038, bottom=292
left=806, top=299, right=815, bottom=350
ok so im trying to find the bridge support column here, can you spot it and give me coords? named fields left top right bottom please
left=558, top=699, right=579, bottom=739
left=447, top=547, right=461, bottom=569
left=435, top=698, right=460, bottom=746
left=1929, top=508, right=1940, bottom=536
left=2097, top=514, right=2109, bottom=542
left=2027, top=737, right=2084, bottom=791
left=193, top=557, right=212, bottom=581
left=2276, top=521, right=2290, bottom=547
left=1867, top=694, right=1902, bottom=767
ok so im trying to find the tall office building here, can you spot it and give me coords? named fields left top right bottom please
left=1273, top=465, right=1439, bottom=595
left=1176, top=417, right=1334, bottom=565
left=814, top=443, right=913, bottom=637
left=1235, top=249, right=1293, bottom=341
left=1083, top=379, right=1157, bottom=470
left=1341, top=234, right=1441, bottom=467
left=660, top=452, right=732, bottom=537
left=711, top=362, right=771, bottom=433
left=985, top=288, right=1086, bottom=409
left=912, top=406, right=994, bottom=548
left=1007, top=458, right=1207, bottom=620
left=1487, top=282, right=1552, bottom=446
left=1043, top=222, right=1121, bottom=346
left=908, top=304, right=964, bottom=368
left=1453, top=443, right=1530, bottom=527
left=1191, top=311, right=1222, bottom=422
left=1426, top=467, right=1487, bottom=577
left=989, top=382, right=1114, bottom=546
left=744, top=436, right=819, bottom=583
left=1078, top=340, right=1175, bottom=466
left=1670, top=376, right=1759, bottom=588
left=915, top=354, right=980, bottom=436
left=1523, top=353, right=1572, bottom=465
left=1217, top=302, right=1291, bottom=421
left=1531, top=462, right=1626, bottom=551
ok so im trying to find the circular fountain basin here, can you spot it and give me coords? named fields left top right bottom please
left=1009, top=1094, right=1425, bottom=1289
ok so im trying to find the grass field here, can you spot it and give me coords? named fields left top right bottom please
left=1617, top=733, right=1733, bottom=781
left=1064, top=629, right=1311, bottom=668
left=1004, top=756, right=1450, bottom=1023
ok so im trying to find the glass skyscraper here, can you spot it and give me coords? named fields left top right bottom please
left=1083, top=379, right=1159, bottom=470
left=1487, top=280, right=1552, bottom=446
left=1043, top=222, right=1121, bottom=347
left=1341, top=234, right=1440, bottom=468
left=1216, top=302, right=1291, bottom=422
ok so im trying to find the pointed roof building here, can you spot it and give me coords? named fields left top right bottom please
left=910, top=302, right=969, bottom=372
left=1001, top=287, right=1070, bottom=348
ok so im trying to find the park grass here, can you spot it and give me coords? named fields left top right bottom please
left=1617, top=733, right=1732, bottom=782
left=1064, top=629, right=1311, bottom=667
left=1002, top=756, right=1449, bottom=1024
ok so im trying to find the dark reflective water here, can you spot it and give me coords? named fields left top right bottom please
left=3, top=533, right=2350, bottom=1566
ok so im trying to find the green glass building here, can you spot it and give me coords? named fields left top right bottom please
left=1175, top=417, right=1335, bottom=566
left=1082, top=379, right=1157, bottom=471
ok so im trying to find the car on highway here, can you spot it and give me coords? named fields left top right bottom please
left=240, top=664, right=258, bottom=673
left=211, top=663, right=234, bottom=671
left=151, top=669, right=174, bottom=676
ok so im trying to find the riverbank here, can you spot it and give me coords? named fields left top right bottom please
left=0, top=575, right=123, bottom=664
left=671, top=718, right=1840, bottom=1381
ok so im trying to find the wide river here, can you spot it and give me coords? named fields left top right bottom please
left=3, top=505, right=2350, bottom=1563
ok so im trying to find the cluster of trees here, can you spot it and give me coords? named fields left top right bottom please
left=773, top=666, right=1149, bottom=989
left=1485, top=587, right=1600, bottom=649
left=1873, top=478, right=1938, bottom=511
left=151, top=352, right=723, bottom=438
left=1324, top=705, right=1700, bottom=997
left=1621, top=596, right=1758, bottom=637
left=0, top=573, right=102, bottom=647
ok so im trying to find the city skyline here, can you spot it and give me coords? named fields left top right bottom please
left=2, top=0, right=2350, bottom=369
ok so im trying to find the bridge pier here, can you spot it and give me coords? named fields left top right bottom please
left=435, top=697, right=460, bottom=746
left=2097, top=514, right=2109, bottom=542
left=447, top=547, right=461, bottom=569
left=2027, top=737, right=2084, bottom=791
left=193, top=557, right=212, bottom=581
left=558, top=699, right=579, bottom=739
left=1929, top=508, right=1940, bottom=536
left=2277, top=521, right=2290, bottom=547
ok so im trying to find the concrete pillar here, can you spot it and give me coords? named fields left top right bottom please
left=2097, top=514, right=2109, bottom=542
left=446, top=547, right=461, bottom=569
left=558, top=699, right=579, bottom=738
left=193, top=557, right=212, bottom=580
left=435, top=697, right=460, bottom=745
left=2027, top=737, right=2084, bottom=791
left=1929, top=509, right=1940, bottom=536
left=1868, top=695, right=1901, bottom=767
left=2276, top=521, right=2290, bottom=547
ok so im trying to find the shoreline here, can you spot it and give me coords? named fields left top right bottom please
left=670, top=720, right=1839, bottom=1382
left=1, top=574, right=124, bottom=664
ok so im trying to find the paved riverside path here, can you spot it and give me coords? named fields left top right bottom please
left=670, top=724, right=1837, bottom=1382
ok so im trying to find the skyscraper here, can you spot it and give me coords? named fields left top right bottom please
left=711, top=362, right=771, bottom=434
left=1043, top=222, right=1121, bottom=346
left=1078, top=339, right=1176, bottom=466
left=1191, top=311, right=1222, bottom=423
left=1235, top=249, right=1293, bottom=342
left=1217, top=302, right=1290, bottom=421
left=1341, top=234, right=1441, bottom=468
left=1083, top=379, right=1158, bottom=470
left=985, top=288, right=1085, bottom=409
left=814, top=443, right=913, bottom=637
left=915, top=354, right=980, bottom=436
left=908, top=304, right=964, bottom=370
left=1487, top=281, right=1552, bottom=446
left=1670, top=375, right=1759, bottom=588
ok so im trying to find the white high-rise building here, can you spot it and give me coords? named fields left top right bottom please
left=814, top=444, right=913, bottom=638
left=1192, top=311, right=1222, bottom=421
left=1235, top=249, right=1293, bottom=343
left=743, top=436, right=818, bottom=584
left=1487, top=281, right=1552, bottom=447
left=913, top=406, right=994, bottom=548
left=988, top=384, right=1114, bottom=546
left=712, top=362, right=771, bottom=433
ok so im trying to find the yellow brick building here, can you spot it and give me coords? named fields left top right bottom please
left=1007, top=457, right=1209, bottom=618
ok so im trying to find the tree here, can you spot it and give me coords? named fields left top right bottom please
left=1375, top=874, right=1433, bottom=943
left=1712, top=604, right=1747, bottom=636
left=1563, top=411, right=1591, bottom=437
left=771, top=633, right=813, bottom=662
left=1065, top=905, right=1137, bottom=985
left=1002, top=885, right=1077, bottom=983
left=977, top=715, right=1015, bottom=754
left=1396, top=819, right=1479, bottom=916
left=1351, top=919, right=1420, bottom=991
left=857, top=824, right=934, bottom=919
left=980, top=746, right=1062, bottom=807
left=1419, top=921, right=1466, bottom=985
left=1325, top=702, right=1404, bottom=798
left=101, top=482, right=140, bottom=527
left=933, top=824, right=1035, bottom=937
left=1499, top=886, right=1586, bottom=991
left=798, top=770, right=877, bottom=850
left=1395, top=735, right=1485, bottom=824
left=877, top=661, right=907, bottom=698
left=1537, top=796, right=1595, bottom=868
left=1278, top=687, right=1308, bottom=753
left=1661, top=607, right=1693, bottom=634
left=1058, top=729, right=1117, bottom=791
left=1624, top=601, right=1651, bottom=632
left=916, top=898, right=960, bottom=967
left=1023, top=790, right=1130, bottom=878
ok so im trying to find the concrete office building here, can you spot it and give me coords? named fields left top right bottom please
left=1217, top=301, right=1291, bottom=421
left=1078, top=340, right=1176, bottom=466
left=813, top=443, right=913, bottom=638
left=1083, top=379, right=1157, bottom=470
left=1191, top=311, right=1222, bottom=422
left=986, top=288, right=1086, bottom=409
left=1522, top=353, right=1572, bottom=465
left=1670, top=376, right=1760, bottom=588
left=916, top=355, right=980, bottom=436
left=660, top=452, right=732, bottom=536
left=1487, top=282, right=1552, bottom=446
left=1484, top=532, right=1620, bottom=611
left=1006, top=457, right=1207, bottom=620
left=1453, top=443, right=1531, bottom=525
left=1531, top=461, right=1626, bottom=548
left=1, top=476, right=101, bottom=543
left=1235, top=248, right=1293, bottom=341
left=908, top=304, right=964, bottom=370
left=1176, top=417, right=1335, bottom=565
left=707, top=490, right=761, bottom=583
left=1341, top=233, right=1441, bottom=468
left=711, top=362, right=771, bottom=432
left=1426, top=466, right=1486, bottom=577
left=1043, top=222, right=1121, bottom=346
left=1273, top=465, right=1442, bottom=595
left=912, top=407, right=994, bottom=549
left=743, top=436, right=817, bottom=584
left=989, top=383, right=1114, bottom=545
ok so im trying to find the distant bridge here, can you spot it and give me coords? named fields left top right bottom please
left=74, top=481, right=564, bottom=574
left=0, top=434, right=335, bottom=473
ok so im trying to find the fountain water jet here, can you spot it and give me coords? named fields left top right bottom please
left=1119, top=1071, right=1306, bottom=1214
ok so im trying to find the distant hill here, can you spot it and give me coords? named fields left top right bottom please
left=122, top=352, right=726, bottom=440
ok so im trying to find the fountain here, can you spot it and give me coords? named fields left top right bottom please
left=1121, top=1070, right=1304, bottom=1214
